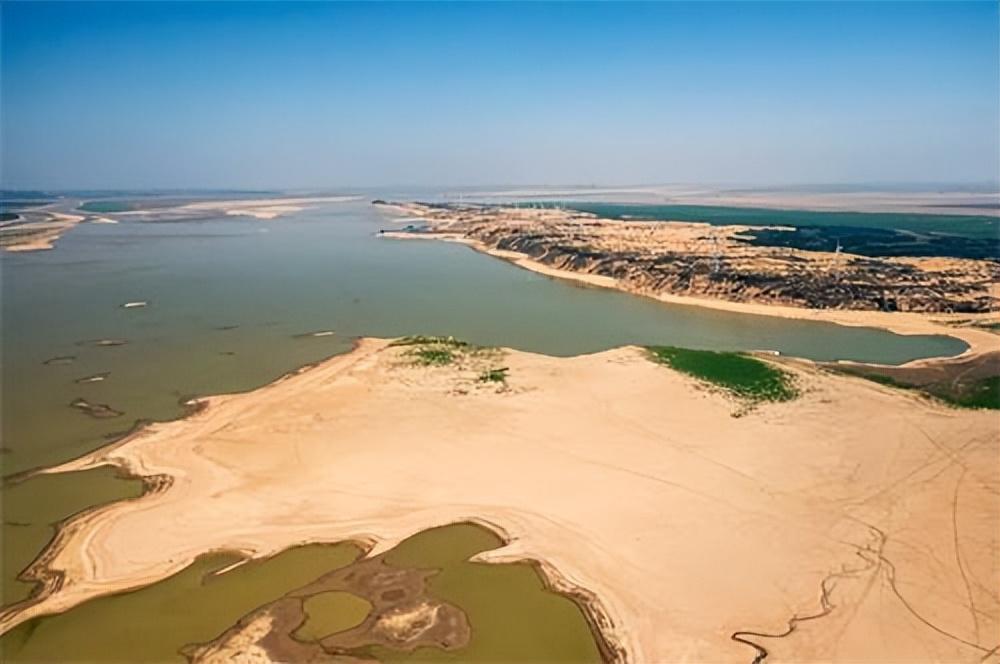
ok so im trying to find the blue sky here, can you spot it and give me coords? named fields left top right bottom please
left=2, top=1, right=998, bottom=190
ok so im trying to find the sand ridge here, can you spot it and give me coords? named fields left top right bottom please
left=1, top=212, right=85, bottom=252
left=1, top=339, right=996, bottom=663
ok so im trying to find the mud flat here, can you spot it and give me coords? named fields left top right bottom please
left=0, top=338, right=996, bottom=662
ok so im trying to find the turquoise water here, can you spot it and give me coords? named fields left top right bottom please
left=557, top=202, right=1000, bottom=239
left=76, top=200, right=136, bottom=213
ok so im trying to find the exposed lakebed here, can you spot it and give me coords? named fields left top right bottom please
left=0, top=198, right=972, bottom=661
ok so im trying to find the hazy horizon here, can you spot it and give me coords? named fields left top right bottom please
left=3, top=2, right=998, bottom=190
left=3, top=181, right=998, bottom=197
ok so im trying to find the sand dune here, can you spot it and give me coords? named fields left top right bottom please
left=1, top=339, right=996, bottom=663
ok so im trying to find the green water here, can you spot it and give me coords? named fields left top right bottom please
left=375, top=523, right=602, bottom=663
left=77, top=200, right=135, bottom=213
left=0, top=199, right=971, bottom=659
left=0, top=543, right=361, bottom=662
left=2, top=467, right=144, bottom=606
left=295, top=591, right=373, bottom=640
left=0, top=523, right=602, bottom=663
left=76, top=199, right=197, bottom=213
left=559, top=202, right=1000, bottom=239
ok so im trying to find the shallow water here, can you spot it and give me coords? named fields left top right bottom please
left=0, top=524, right=600, bottom=663
left=375, top=523, right=602, bottom=663
left=0, top=543, right=362, bottom=662
left=2, top=467, right=144, bottom=606
left=2, top=201, right=965, bottom=476
left=0, top=199, right=970, bottom=658
left=295, top=591, right=373, bottom=641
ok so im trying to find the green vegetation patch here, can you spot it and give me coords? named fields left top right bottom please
left=837, top=369, right=1000, bottom=410
left=391, top=335, right=502, bottom=371
left=477, top=367, right=509, bottom=384
left=413, top=348, right=456, bottom=366
left=851, top=372, right=916, bottom=391
left=647, top=346, right=797, bottom=403
left=390, top=335, right=469, bottom=348
left=927, top=376, right=1000, bottom=409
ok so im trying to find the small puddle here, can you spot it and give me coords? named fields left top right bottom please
left=294, top=591, right=373, bottom=641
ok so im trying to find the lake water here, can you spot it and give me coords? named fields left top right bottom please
left=0, top=199, right=970, bottom=659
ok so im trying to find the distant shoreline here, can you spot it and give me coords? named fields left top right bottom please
left=377, top=198, right=999, bottom=364
left=446, top=185, right=1000, bottom=217
left=385, top=230, right=997, bottom=363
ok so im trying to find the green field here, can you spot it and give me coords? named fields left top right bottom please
left=647, top=346, right=798, bottom=403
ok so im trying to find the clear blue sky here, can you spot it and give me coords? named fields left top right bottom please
left=2, top=1, right=998, bottom=190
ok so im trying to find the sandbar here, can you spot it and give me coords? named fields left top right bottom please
left=0, top=339, right=996, bottom=662
left=1, top=213, right=85, bottom=252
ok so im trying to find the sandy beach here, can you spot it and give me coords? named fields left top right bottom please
left=177, top=196, right=362, bottom=219
left=1, top=338, right=996, bottom=662
left=1, top=212, right=85, bottom=252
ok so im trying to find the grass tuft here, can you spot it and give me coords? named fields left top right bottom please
left=413, top=348, right=455, bottom=366
left=478, top=367, right=509, bottom=384
left=390, top=335, right=468, bottom=348
left=647, top=346, right=797, bottom=403
left=840, top=369, right=1000, bottom=410
left=935, top=376, right=1000, bottom=409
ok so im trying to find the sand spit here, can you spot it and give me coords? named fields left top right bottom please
left=1, top=339, right=996, bottom=663
left=1, top=213, right=85, bottom=252
left=177, top=196, right=361, bottom=220
left=382, top=230, right=999, bottom=362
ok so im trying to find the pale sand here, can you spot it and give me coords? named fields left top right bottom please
left=193, top=612, right=276, bottom=664
left=180, top=196, right=361, bottom=220
left=2, top=213, right=86, bottom=252
left=1, top=339, right=997, bottom=663
left=383, top=231, right=1000, bottom=363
